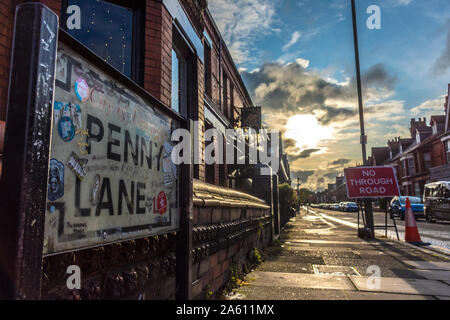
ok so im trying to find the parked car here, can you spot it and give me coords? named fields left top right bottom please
left=330, top=203, right=340, bottom=211
left=389, top=196, right=424, bottom=220
left=342, top=202, right=358, bottom=212
left=423, top=181, right=450, bottom=223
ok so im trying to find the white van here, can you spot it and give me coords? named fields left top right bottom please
left=423, top=181, right=450, bottom=222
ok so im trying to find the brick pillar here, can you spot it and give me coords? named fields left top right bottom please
left=40, top=0, right=61, bottom=15
left=0, top=1, right=15, bottom=121
left=196, top=58, right=205, bottom=181
left=144, top=0, right=172, bottom=106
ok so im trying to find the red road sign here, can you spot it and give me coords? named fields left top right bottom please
left=344, top=166, right=400, bottom=199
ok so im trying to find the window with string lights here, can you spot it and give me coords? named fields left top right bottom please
left=63, top=0, right=144, bottom=83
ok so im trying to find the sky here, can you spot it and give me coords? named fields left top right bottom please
left=208, top=0, right=450, bottom=191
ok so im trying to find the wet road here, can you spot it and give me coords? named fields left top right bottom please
left=308, top=207, right=450, bottom=254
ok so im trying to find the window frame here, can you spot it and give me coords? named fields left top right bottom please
left=61, top=0, right=145, bottom=85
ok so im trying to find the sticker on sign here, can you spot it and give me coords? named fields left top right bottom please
left=344, top=166, right=400, bottom=199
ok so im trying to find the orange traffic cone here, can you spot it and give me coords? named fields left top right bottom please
left=405, top=197, right=422, bottom=243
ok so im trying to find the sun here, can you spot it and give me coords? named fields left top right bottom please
left=285, top=114, right=334, bottom=150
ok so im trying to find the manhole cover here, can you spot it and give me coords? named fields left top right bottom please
left=312, top=265, right=361, bottom=276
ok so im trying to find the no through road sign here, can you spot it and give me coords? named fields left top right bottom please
left=344, top=166, right=400, bottom=199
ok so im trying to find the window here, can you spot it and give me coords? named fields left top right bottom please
left=171, top=47, right=187, bottom=116
left=171, top=27, right=191, bottom=118
left=446, top=140, right=450, bottom=163
left=407, top=158, right=415, bottom=176
left=414, top=183, right=421, bottom=198
left=205, top=121, right=215, bottom=184
left=423, top=152, right=431, bottom=171
left=432, top=123, right=438, bottom=134
left=171, top=49, right=180, bottom=113
left=432, top=186, right=442, bottom=198
left=222, top=73, right=228, bottom=118
left=402, top=160, right=407, bottom=177
left=204, top=43, right=212, bottom=98
left=64, top=0, right=143, bottom=82
left=443, top=186, right=450, bottom=198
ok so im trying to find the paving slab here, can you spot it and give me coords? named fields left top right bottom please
left=344, top=291, right=436, bottom=300
left=235, top=287, right=349, bottom=300
left=349, top=276, right=450, bottom=296
left=313, top=265, right=361, bottom=276
left=257, top=261, right=315, bottom=274
left=286, top=239, right=365, bottom=245
left=412, top=270, right=450, bottom=281
left=402, top=260, right=450, bottom=270
left=247, top=271, right=356, bottom=291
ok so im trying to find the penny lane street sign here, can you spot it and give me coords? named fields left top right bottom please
left=44, top=43, right=180, bottom=254
left=344, top=166, right=400, bottom=199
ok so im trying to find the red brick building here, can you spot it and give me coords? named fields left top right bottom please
left=0, top=0, right=276, bottom=300
left=0, top=0, right=255, bottom=187
left=378, top=84, right=450, bottom=196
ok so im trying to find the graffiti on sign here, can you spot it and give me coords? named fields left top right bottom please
left=43, top=43, right=180, bottom=254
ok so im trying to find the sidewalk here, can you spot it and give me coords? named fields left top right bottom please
left=230, top=208, right=450, bottom=300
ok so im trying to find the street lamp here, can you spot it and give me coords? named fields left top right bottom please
left=351, top=0, right=374, bottom=237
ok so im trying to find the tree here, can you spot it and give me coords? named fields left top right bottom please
left=298, top=188, right=313, bottom=204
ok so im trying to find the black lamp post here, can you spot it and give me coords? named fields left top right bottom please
left=351, top=0, right=374, bottom=237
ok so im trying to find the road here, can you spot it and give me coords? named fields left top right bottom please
left=308, top=207, right=450, bottom=254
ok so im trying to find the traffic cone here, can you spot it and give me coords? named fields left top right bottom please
left=404, top=197, right=422, bottom=243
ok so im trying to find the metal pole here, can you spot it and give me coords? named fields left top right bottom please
left=351, top=0, right=367, bottom=161
left=297, top=177, right=300, bottom=213
left=0, top=3, right=58, bottom=299
left=351, top=0, right=374, bottom=237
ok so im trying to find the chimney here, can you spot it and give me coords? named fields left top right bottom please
left=410, top=118, right=418, bottom=139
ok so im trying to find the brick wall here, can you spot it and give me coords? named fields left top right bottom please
left=191, top=206, right=271, bottom=299
left=42, top=234, right=177, bottom=299
left=191, top=180, right=271, bottom=299
left=0, top=0, right=15, bottom=121
left=40, top=0, right=61, bottom=15
left=144, top=0, right=172, bottom=106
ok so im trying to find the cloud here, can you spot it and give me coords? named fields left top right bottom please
left=382, top=0, right=413, bottom=7
left=282, top=31, right=302, bottom=51
left=295, top=58, right=310, bottom=69
left=241, top=58, right=405, bottom=190
left=296, top=157, right=354, bottom=190
left=395, top=0, right=413, bottom=6
left=432, top=30, right=450, bottom=76
left=291, top=170, right=315, bottom=184
left=289, top=148, right=321, bottom=160
left=329, top=158, right=351, bottom=167
left=410, top=95, right=446, bottom=119
left=362, top=64, right=397, bottom=91
left=242, top=61, right=397, bottom=126
left=300, top=167, right=342, bottom=191
left=208, top=0, right=279, bottom=64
